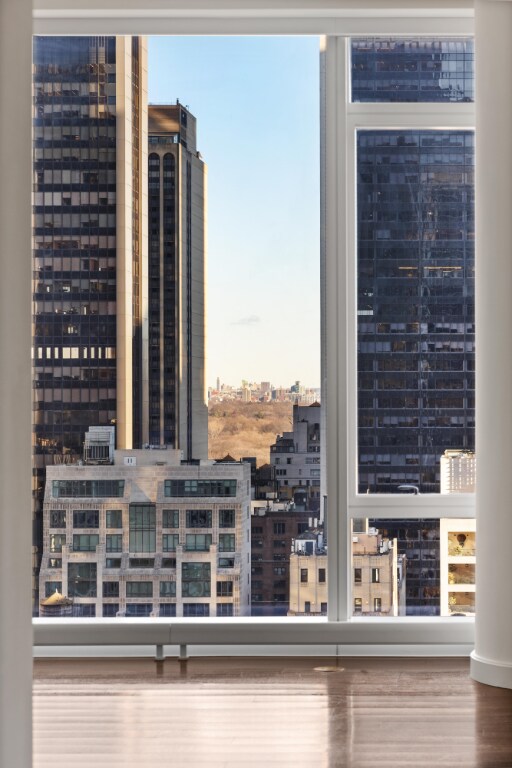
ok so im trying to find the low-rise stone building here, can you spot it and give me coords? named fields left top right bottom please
left=39, top=445, right=251, bottom=617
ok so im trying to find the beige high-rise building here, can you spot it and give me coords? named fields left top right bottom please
left=147, top=104, right=208, bottom=459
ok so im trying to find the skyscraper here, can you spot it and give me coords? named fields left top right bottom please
left=32, top=38, right=208, bottom=607
left=148, top=104, right=207, bottom=459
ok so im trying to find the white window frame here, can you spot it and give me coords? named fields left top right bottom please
left=29, top=1, right=476, bottom=654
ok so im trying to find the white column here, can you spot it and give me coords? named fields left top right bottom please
left=0, top=0, right=33, bottom=764
left=472, top=0, right=512, bottom=689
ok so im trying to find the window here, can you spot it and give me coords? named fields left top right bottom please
left=45, top=581, right=61, bottom=597
left=160, top=581, right=176, bottom=597
left=183, top=604, right=210, bottom=617
left=49, top=534, right=66, bottom=553
left=72, top=534, right=99, bottom=552
left=126, top=604, right=153, bottom=617
left=129, top=504, right=156, bottom=552
left=218, top=534, right=235, bottom=552
left=53, top=480, right=124, bottom=498
left=219, top=557, right=235, bottom=568
left=219, top=509, right=235, bottom=528
left=165, top=479, right=236, bottom=497
left=186, top=509, right=212, bottom=528
left=374, top=597, right=382, bottom=613
left=274, top=566, right=286, bottom=576
left=300, top=568, right=308, bottom=583
left=182, top=562, right=211, bottom=597
left=217, top=604, right=233, bottom=616
left=129, top=558, right=154, bottom=568
left=73, top=510, right=99, bottom=528
left=216, top=581, right=233, bottom=597
left=106, top=534, right=122, bottom=552
left=126, top=581, right=153, bottom=598
left=102, top=604, right=119, bottom=617
left=354, top=568, right=362, bottom=584
left=68, top=563, right=97, bottom=597
left=48, top=558, right=62, bottom=569
left=162, top=509, right=179, bottom=528
left=102, top=582, right=119, bottom=598
left=185, top=533, right=212, bottom=552
left=372, top=568, right=380, bottom=584
left=106, top=509, right=122, bottom=528
left=161, top=558, right=176, bottom=569
left=105, top=558, right=121, bottom=569
left=159, top=604, right=177, bottom=617
left=321, top=602, right=327, bottom=613
left=49, top=510, right=66, bottom=528
left=304, top=601, right=311, bottom=613
left=354, top=598, right=363, bottom=614
left=163, top=533, right=180, bottom=552
left=318, top=568, right=326, bottom=583
left=273, top=522, right=285, bottom=534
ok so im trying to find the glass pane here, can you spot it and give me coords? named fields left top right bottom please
left=351, top=518, right=475, bottom=616
left=33, top=35, right=322, bottom=622
left=357, top=130, right=475, bottom=493
left=351, top=38, right=474, bottom=103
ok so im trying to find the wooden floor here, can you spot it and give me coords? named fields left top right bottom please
left=33, top=657, right=512, bottom=768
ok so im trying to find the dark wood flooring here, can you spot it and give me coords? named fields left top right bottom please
left=33, top=657, right=512, bottom=767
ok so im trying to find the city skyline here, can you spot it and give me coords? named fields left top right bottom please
left=148, top=36, right=321, bottom=386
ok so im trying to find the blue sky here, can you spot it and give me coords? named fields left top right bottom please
left=148, top=36, right=320, bottom=389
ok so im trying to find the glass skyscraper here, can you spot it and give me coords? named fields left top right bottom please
left=352, top=38, right=474, bottom=615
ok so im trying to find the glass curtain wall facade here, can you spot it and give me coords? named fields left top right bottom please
left=352, top=38, right=474, bottom=615
left=357, top=129, right=475, bottom=494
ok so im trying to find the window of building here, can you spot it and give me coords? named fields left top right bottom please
left=53, top=480, right=124, bottom=498
left=160, top=581, right=176, bottom=597
left=300, top=568, right=308, bottom=583
left=161, top=558, right=176, bottom=569
left=129, top=504, right=156, bottom=552
left=102, top=604, right=119, bottom=617
left=49, top=534, right=66, bottom=553
left=321, top=602, right=327, bottom=613
left=105, top=558, right=121, bottom=569
left=354, top=568, right=362, bottom=584
left=73, top=605, right=96, bottom=618
left=216, top=604, right=233, bottom=617
left=48, top=558, right=62, bottom=569
left=374, top=597, right=382, bottom=613
left=129, top=558, right=154, bottom=568
left=49, top=510, right=66, bottom=528
left=163, top=533, right=180, bottom=552
left=354, top=598, right=363, bottom=614
left=216, top=581, right=233, bottom=597
left=72, top=534, right=99, bottom=552
left=106, top=534, right=122, bottom=552
left=372, top=568, right=380, bottom=584
left=159, top=604, right=177, bottom=617
left=183, top=604, right=210, bottom=617
left=273, top=566, right=286, bottom=576
left=186, top=509, right=212, bottom=528
left=182, top=562, right=211, bottom=597
left=219, top=509, right=235, bottom=528
left=165, top=479, right=236, bottom=497
left=126, top=581, right=153, bottom=598
left=106, top=509, right=122, bottom=529
left=102, top=581, right=119, bottom=598
left=125, top=604, right=153, bottom=617
left=185, top=533, right=212, bottom=552
left=219, top=557, right=235, bottom=568
left=273, top=522, right=286, bottom=534
left=273, top=539, right=286, bottom=549
left=68, top=563, right=97, bottom=598
left=304, top=601, right=311, bottom=613
left=297, top=522, right=309, bottom=535
left=318, top=568, right=326, bottom=583
left=44, top=581, right=62, bottom=597
left=162, top=509, right=180, bottom=528
left=218, top=534, right=235, bottom=552
left=72, top=510, right=99, bottom=528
